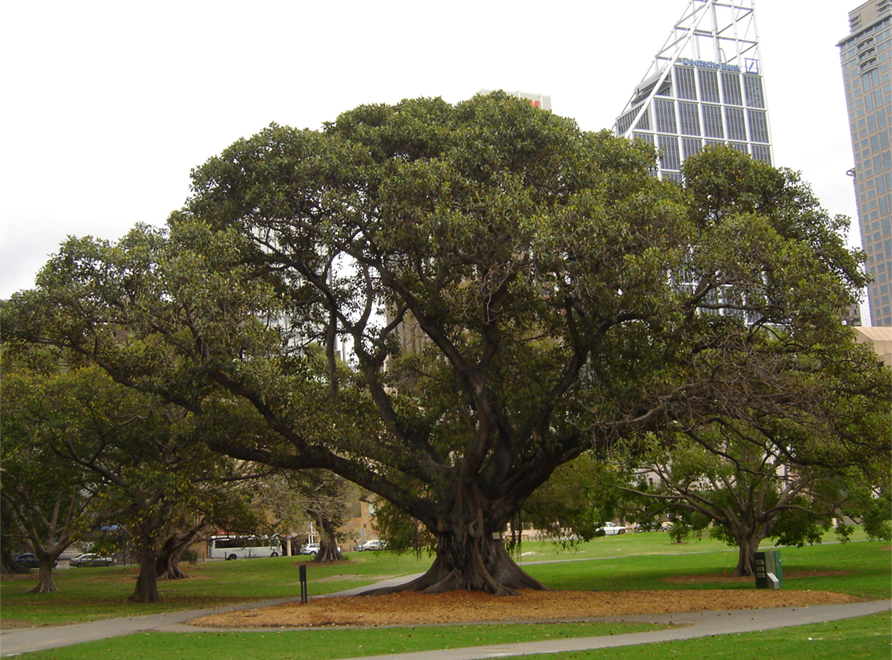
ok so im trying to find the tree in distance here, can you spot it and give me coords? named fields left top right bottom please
left=622, top=402, right=890, bottom=576
left=252, top=469, right=352, bottom=562
left=0, top=354, right=268, bottom=601
left=3, top=92, right=875, bottom=596
left=1, top=358, right=104, bottom=592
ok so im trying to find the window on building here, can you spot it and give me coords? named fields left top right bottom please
left=654, top=99, right=677, bottom=133
left=725, top=107, right=746, bottom=141
left=616, top=108, right=642, bottom=135
left=682, top=137, right=702, bottom=160
left=635, top=107, right=651, bottom=131
left=675, top=66, right=697, bottom=100
left=751, top=144, right=771, bottom=164
left=747, top=110, right=770, bottom=143
left=703, top=104, right=724, bottom=138
left=698, top=69, right=720, bottom=103
left=658, top=134, right=681, bottom=171
left=743, top=75, right=765, bottom=108
left=679, top=102, right=701, bottom=136
left=721, top=72, right=743, bottom=105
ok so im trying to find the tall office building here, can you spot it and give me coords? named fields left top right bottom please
left=838, top=0, right=892, bottom=327
left=614, top=0, right=773, bottom=183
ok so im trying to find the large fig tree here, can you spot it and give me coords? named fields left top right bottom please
left=4, top=93, right=872, bottom=595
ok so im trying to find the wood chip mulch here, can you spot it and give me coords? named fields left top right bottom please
left=188, top=588, right=860, bottom=629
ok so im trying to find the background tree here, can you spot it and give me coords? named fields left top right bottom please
left=0, top=499, right=31, bottom=575
left=1, top=358, right=265, bottom=601
left=249, top=469, right=351, bottom=561
left=373, top=499, right=434, bottom=558
left=1, top=357, right=104, bottom=592
left=299, top=471, right=350, bottom=562
left=3, top=95, right=872, bottom=595
left=521, top=455, right=624, bottom=547
left=620, top=338, right=892, bottom=575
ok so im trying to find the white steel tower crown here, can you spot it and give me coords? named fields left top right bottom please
left=614, top=0, right=773, bottom=182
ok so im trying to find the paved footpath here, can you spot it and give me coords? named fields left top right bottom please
left=329, top=600, right=892, bottom=660
left=1, top=597, right=888, bottom=658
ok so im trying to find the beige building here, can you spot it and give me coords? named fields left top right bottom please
left=853, top=326, right=892, bottom=366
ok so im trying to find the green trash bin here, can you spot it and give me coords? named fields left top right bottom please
left=754, top=550, right=783, bottom=589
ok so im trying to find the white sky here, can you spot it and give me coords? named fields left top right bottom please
left=0, top=1, right=860, bottom=299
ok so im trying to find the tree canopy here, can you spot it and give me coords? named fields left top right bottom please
left=3, top=92, right=881, bottom=595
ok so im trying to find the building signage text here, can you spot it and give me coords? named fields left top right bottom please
left=680, top=58, right=741, bottom=73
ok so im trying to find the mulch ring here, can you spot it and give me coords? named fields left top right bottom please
left=187, top=588, right=861, bottom=629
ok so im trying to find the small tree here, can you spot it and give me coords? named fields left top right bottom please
left=300, top=471, right=350, bottom=562
left=521, top=455, right=624, bottom=547
left=622, top=351, right=891, bottom=577
left=250, top=469, right=350, bottom=561
left=1, top=361, right=266, bottom=601
left=1, top=364, right=102, bottom=592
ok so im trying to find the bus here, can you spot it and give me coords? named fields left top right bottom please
left=208, top=534, right=282, bottom=560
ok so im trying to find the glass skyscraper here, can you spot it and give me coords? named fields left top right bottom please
left=839, top=0, right=892, bottom=327
left=614, top=0, right=772, bottom=183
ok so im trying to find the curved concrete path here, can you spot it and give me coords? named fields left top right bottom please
left=1, top=594, right=888, bottom=658
left=327, top=600, right=891, bottom=660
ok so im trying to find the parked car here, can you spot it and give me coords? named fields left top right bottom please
left=299, top=542, right=342, bottom=555
left=358, top=540, right=386, bottom=551
left=68, top=553, right=116, bottom=567
left=597, top=522, right=627, bottom=536
left=14, top=553, right=56, bottom=568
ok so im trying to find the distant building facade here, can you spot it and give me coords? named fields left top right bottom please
left=854, top=326, right=892, bottom=366
left=838, top=0, right=892, bottom=326
left=614, top=0, right=773, bottom=183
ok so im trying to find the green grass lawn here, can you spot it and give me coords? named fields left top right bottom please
left=1, top=620, right=672, bottom=660
left=524, top=535, right=891, bottom=600
left=1, top=530, right=887, bottom=627
left=502, top=611, right=892, bottom=660
left=0, top=551, right=420, bottom=627
left=6, top=613, right=889, bottom=660
left=1, top=529, right=888, bottom=660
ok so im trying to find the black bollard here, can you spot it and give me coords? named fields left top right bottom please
left=299, top=563, right=308, bottom=604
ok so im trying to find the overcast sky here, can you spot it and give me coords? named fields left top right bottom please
left=1, top=1, right=860, bottom=299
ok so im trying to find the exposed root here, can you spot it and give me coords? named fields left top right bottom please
left=360, top=551, right=547, bottom=597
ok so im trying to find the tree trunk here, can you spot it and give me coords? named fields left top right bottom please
left=733, top=534, right=762, bottom=577
left=155, top=531, right=196, bottom=581
left=366, top=530, right=547, bottom=597
left=155, top=544, right=189, bottom=581
left=28, top=557, right=59, bottom=593
left=131, top=541, right=162, bottom=602
left=1, top=550, right=30, bottom=574
left=311, top=514, right=344, bottom=563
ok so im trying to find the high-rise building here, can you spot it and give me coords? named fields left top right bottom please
left=838, top=0, right=892, bottom=327
left=614, top=0, right=773, bottom=183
